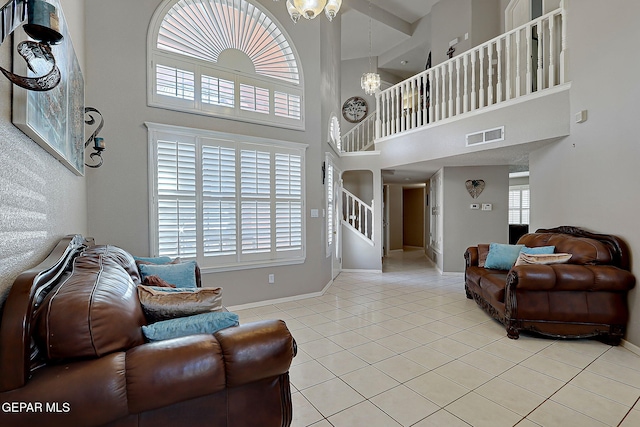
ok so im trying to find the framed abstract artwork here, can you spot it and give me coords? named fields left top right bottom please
left=12, top=0, right=85, bottom=176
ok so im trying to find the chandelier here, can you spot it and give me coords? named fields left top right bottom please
left=275, top=0, right=342, bottom=23
left=361, top=0, right=380, bottom=95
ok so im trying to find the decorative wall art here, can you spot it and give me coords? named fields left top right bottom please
left=12, top=0, right=85, bottom=176
left=465, top=179, right=485, bottom=199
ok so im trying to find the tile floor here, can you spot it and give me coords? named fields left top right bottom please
left=234, top=248, right=640, bottom=427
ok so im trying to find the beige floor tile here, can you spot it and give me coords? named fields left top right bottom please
left=481, top=340, right=535, bottom=363
left=292, top=327, right=324, bottom=344
left=475, top=377, right=547, bottom=416
left=499, top=334, right=554, bottom=353
left=434, top=360, right=495, bottom=389
left=403, top=344, right=455, bottom=370
left=405, top=372, right=471, bottom=407
left=316, top=350, right=368, bottom=377
left=458, top=349, right=516, bottom=376
left=308, top=420, right=332, bottom=427
left=551, top=384, right=630, bottom=426
left=538, top=343, right=599, bottom=369
left=422, top=320, right=463, bottom=336
left=412, top=409, right=472, bottom=427
left=310, top=321, right=352, bottom=337
left=445, top=392, right=523, bottom=427
left=499, top=365, right=565, bottom=397
left=450, top=329, right=500, bottom=348
left=587, top=359, right=640, bottom=388
left=569, top=370, right=640, bottom=406
left=354, top=324, right=397, bottom=340
left=373, top=355, right=430, bottom=383
left=427, top=337, right=476, bottom=358
left=371, top=385, right=439, bottom=426
left=528, top=400, right=608, bottom=427
left=289, top=359, right=336, bottom=390
left=327, top=400, right=401, bottom=427
left=375, top=333, right=421, bottom=353
left=340, top=365, right=400, bottom=398
left=399, top=326, right=443, bottom=344
left=619, top=409, right=640, bottom=427
left=297, top=313, right=333, bottom=327
left=520, top=353, right=581, bottom=382
left=300, top=337, right=345, bottom=359
left=327, top=330, right=371, bottom=348
left=348, top=341, right=396, bottom=364
left=599, top=346, right=640, bottom=371
left=300, top=377, right=365, bottom=417
left=291, top=392, right=324, bottom=427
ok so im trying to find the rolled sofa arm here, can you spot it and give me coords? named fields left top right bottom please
left=507, top=264, right=636, bottom=292
left=465, top=247, right=479, bottom=268
left=215, top=319, right=296, bottom=388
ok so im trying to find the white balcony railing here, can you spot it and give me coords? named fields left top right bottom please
left=342, top=188, right=374, bottom=244
left=375, top=6, right=566, bottom=139
left=341, top=111, right=377, bottom=153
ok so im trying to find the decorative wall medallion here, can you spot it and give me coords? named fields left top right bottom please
left=465, top=179, right=485, bottom=199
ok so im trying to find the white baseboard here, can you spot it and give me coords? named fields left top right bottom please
left=621, top=339, right=640, bottom=356
left=227, top=279, right=334, bottom=312
left=440, top=271, right=465, bottom=276
left=340, top=269, right=383, bottom=274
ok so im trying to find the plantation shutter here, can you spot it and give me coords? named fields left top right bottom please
left=202, top=142, right=237, bottom=258
left=157, top=139, right=197, bottom=257
left=240, top=150, right=272, bottom=257
left=275, top=153, right=302, bottom=254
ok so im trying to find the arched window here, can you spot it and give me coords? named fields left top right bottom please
left=148, top=0, right=304, bottom=129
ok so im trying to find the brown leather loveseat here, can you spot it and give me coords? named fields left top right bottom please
left=0, top=235, right=296, bottom=427
left=465, top=226, right=636, bottom=344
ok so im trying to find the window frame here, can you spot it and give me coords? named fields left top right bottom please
left=146, top=122, right=308, bottom=273
left=148, top=0, right=305, bottom=131
left=509, top=184, right=530, bottom=225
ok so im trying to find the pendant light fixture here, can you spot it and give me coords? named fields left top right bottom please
left=361, top=0, right=380, bottom=95
left=277, top=0, right=341, bottom=23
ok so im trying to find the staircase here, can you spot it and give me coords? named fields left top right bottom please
left=341, top=188, right=374, bottom=245
left=341, top=111, right=377, bottom=153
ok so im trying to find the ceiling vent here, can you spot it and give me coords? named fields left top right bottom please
left=466, top=126, right=505, bottom=146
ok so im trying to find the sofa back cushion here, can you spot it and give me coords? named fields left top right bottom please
left=35, top=254, right=146, bottom=361
left=517, top=233, right=613, bottom=265
left=83, top=244, right=142, bottom=285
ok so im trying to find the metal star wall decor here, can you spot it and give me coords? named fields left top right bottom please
left=465, top=179, right=485, bottom=199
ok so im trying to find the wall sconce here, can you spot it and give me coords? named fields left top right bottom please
left=84, top=107, right=105, bottom=168
left=0, top=0, right=63, bottom=91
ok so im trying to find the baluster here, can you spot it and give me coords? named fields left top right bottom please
left=488, top=43, right=494, bottom=105
left=394, top=86, right=400, bottom=134
left=422, top=73, right=428, bottom=125
left=384, top=91, right=390, bottom=137
left=463, top=55, right=469, bottom=113
left=526, top=24, right=532, bottom=94
left=549, top=15, right=555, bottom=87
left=428, top=69, right=434, bottom=123
left=434, top=68, right=440, bottom=122
left=516, top=29, right=521, bottom=97
left=375, top=94, right=381, bottom=140
left=358, top=202, right=362, bottom=233
left=496, top=40, right=503, bottom=103
left=505, top=35, right=511, bottom=100
left=537, top=22, right=543, bottom=91
left=399, top=83, right=405, bottom=132
left=455, top=58, right=461, bottom=115
left=479, top=47, right=485, bottom=108
left=560, top=5, right=566, bottom=84
left=448, top=61, right=454, bottom=118
left=411, top=78, right=417, bottom=128
left=471, top=52, right=477, bottom=111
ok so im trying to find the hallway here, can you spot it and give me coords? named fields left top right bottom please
left=235, top=249, right=640, bottom=426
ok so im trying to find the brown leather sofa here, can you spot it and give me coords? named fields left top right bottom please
left=0, top=235, right=296, bottom=427
left=465, top=226, right=636, bottom=344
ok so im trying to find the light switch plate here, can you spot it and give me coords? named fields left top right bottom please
left=310, top=209, right=319, bottom=218
left=481, top=203, right=492, bottom=211
left=470, top=204, right=480, bottom=210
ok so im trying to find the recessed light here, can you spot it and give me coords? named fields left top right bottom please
left=400, top=60, right=408, bottom=65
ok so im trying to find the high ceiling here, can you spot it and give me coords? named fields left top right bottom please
left=341, top=0, right=440, bottom=78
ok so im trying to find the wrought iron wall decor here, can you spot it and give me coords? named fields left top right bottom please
left=465, top=179, right=485, bottom=199
left=84, top=107, right=105, bottom=168
left=0, top=0, right=63, bottom=91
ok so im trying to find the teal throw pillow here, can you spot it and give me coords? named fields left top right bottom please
left=142, top=311, right=239, bottom=342
left=520, top=246, right=555, bottom=255
left=139, top=260, right=197, bottom=288
left=134, top=256, right=172, bottom=264
left=484, top=243, right=524, bottom=270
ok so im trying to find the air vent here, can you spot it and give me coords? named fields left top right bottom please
left=466, top=126, right=505, bottom=146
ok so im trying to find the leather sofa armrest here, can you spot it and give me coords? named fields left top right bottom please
left=465, top=247, right=479, bottom=268
left=214, top=319, right=295, bottom=388
left=507, top=264, right=636, bottom=292
left=125, top=335, right=226, bottom=414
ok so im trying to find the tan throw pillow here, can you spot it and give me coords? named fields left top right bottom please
left=137, top=285, right=223, bottom=323
left=477, top=244, right=490, bottom=267
left=142, top=275, right=176, bottom=288
left=514, top=252, right=572, bottom=266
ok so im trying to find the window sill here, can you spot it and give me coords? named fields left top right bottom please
left=199, top=257, right=306, bottom=274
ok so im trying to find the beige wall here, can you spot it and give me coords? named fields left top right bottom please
left=0, top=0, right=87, bottom=313
left=529, top=0, right=640, bottom=346
left=84, top=0, right=337, bottom=306
left=388, top=185, right=404, bottom=251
